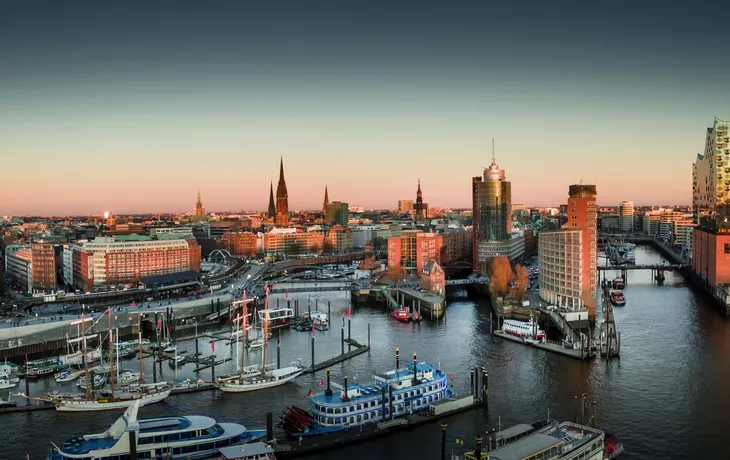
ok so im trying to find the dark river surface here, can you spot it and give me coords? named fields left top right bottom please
left=3, top=246, right=729, bottom=459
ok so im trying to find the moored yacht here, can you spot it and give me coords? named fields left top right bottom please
left=46, top=400, right=265, bottom=459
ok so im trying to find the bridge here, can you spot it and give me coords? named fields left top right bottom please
left=445, top=275, right=490, bottom=286
left=268, top=252, right=367, bottom=274
left=267, top=280, right=363, bottom=294
left=597, top=264, right=688, bottom=271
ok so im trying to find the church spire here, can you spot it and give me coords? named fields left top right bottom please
left=196, top=188, right=202, bottom=206
left=323, top=185, right=329, bottom=214
left=267, top=182, right=276, bottom=218
left=279, top=156, right=285, bottom=183
left=275, top=157, right=289, bottom=226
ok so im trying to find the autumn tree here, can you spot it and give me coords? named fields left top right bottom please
left=510, top=264, right=530, bottom=301
left=386, top=265, right=406, bottom=281
left=489, top=256, right=514, bottom=297
left=322, top=239, right=334, bottom=254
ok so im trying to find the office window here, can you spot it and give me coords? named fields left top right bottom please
left=725, top=243, right=730, bottom=254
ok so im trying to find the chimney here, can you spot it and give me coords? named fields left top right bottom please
left=342, top=376, right=350, bottom=402
left=325, top=368, right=332, bottom=396
left=396, top=348, right=400, bottom=369
left=412, top=352, right=419, bottom=384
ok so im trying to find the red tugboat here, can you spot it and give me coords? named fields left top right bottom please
left=390, top=308, right=411, bottom=322
left=604, top=432, right=625, bottom=458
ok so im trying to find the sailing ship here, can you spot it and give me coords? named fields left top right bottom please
left=45, top=400, right=266, bottom=460
left=58, top=331, right=102, bottom=368
left=218, top=289, right=302, bottom=393
left=32, top=310, right=171, bottom=412
left=282, top=350, right=453, bottom=437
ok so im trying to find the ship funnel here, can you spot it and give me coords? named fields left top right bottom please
left=342, top=376, right=350, bottom=402
left=325, top=368, right=332, bottom=396
left=395, top=347, right=400, bottom=370
left=412, top=352, right=419, bottom=384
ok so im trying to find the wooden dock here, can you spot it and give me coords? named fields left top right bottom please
left=493, top=330, right=595, bottom=360
left=303, top=346, right=370, bottom=374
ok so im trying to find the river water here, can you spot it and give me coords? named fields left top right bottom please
left=3, top=246, right=729, bottom=459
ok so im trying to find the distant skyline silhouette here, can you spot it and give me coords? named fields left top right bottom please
left=2, top=0, right=726, bottom=215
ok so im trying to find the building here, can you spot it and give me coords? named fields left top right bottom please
left=599, top=214, right=620, bottom=232
left=275, top=157, right=289, bottom=227
left=388, top=230, right=443, bottom=274
left=566, top=184, right=598, bottom=312
left=325, top=201, right=349, bottom=227
left=72, top=236, right=201, bottom=291
left=692, top=117, right=730, bottom=307
left=397, top=200, right=415, bottom=215
left=539, top=228, right=583, bottom=309
left=194, top=189, right=205, bottom=216
left=209, top=221, right=246, bottom=239
left=62, top=245, right=73, bottom=287
left=322, top=186, right=329, bottom=214
left=5, top=245, right=32, bottom=293
left=472, top=142, right=519, bottom=271
left=440, top=228, right=473, bottom=266
left=618, top=201, right=634, bottom=233
left=421, top=260, right=445, bottom=293
left=263, top=228, right=324, bottom=257
left=328, top=226, right=353, bottom=254
left=218, top=232, right=258, bottom=258
left=31, top=241, right=57, bottom=292
left=351, top=224, right=403, bottom=249
left=267, top=182, right=276, bottom=219
left=149, top=227, right=194, bottom=237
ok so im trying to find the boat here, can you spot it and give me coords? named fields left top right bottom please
left=501, top=314, right=545, bottom=340
left=459, top=420, right=622, bottom=460
left=26, top=357, right=61, bottom=379
left=117, top=370, right=141, bottom=385
left=219, top=289, right=303, bottom=393
left=54, top=370, right=81, bottom=383
left=45, top=400, right=266, bottom=459
left=282, top=350, right=453, bottom=437
left=77, top=373, right=107, bottom=390
left=390, top=308, right=411, bottom=322
left=172, top=378, right=205, bottom=391
left=612, top=278, right=625, bottom=290
left=59, top=346, right=102, bottom=368
left=604, top=432, right=625, bottom=458
left=170, top=355, right=186, bottom=366
left=0, top=397, right=16, bottom=408
left=219, top=442, right=277, bottom=460
left=0, top=376, right=18, bottom=390
left=309, top=311, right=329, bottom=331
left=257, top=307, right=294, bottom=329
left=610, top=290, right=626, bottom=307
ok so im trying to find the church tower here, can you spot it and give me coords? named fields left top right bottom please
left=414, top=179, right=423, bottom=219
left=275, top=157, right=289, bottom=226
left=322, top=185, right=329, bottom=214
left=194, top=188, right=205, bottom=216
left=267, top=182, right=276, bottom=218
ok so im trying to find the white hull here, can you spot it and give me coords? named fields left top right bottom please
left=0, top=380, right=18, bottom=390
left=56, top=389, right=171, bottom=412
left=55, top=373, right=81, bottom=383
left=59, top=348, right=102, bottom=367
left=219, top=368, right=302, bottom=393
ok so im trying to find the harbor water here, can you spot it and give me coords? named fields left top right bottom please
left=2, top=246, right=729, bottom=459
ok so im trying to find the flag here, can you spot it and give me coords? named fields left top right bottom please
left=285, top=291, right=289, bottom=300
left=114, top=316, right=118, bottom=320
left=131, top=301, right=136, bottom=307
left=316, top=379, right=325, bottom=387
left=448, top=374, right=454, bottom=382
left=311, top=323, right=315, bottom=336
left=157, top=319, right=162, bottom=330
left=307, top=389, right=313, bottom=397
left=346, top=306, right=351, bottom=318
left=211, top=341, right=215, bottom=353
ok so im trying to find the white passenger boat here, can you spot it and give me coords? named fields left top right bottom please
left=54, top=370, right=81, bottom=383
left=501, top=314, right=545, bottom=340
left=45, top=400, right=265, bottom=459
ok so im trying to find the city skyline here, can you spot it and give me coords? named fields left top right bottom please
left=2, top=1, right=725, bottom=215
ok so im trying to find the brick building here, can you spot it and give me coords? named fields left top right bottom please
left=218, top=232, right=258, bottom=257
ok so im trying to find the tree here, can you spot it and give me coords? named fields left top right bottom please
left=372, top=236, right=386, bottom=251
left=488, top=256, right=514, bottom=297
left=511, top=264, right=530, bottom=301
left=322, top=239, right=334, bottom=254
left=308, top=242, right=322, bottom=254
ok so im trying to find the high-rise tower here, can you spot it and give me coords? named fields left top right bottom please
left=194, top=188, right=205, bottom=216
left=267, top=182, right=276, bottom=219
left=323, top=186, right=329, bottom=214
left=275, top=157, right=289, bottom=226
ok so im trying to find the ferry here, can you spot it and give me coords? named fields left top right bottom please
left=282, top=351, right=452, bottom=437
left=460, top=420, right=623, bottom=459
left=501, top=315, right=545, bottom=340
left=610, top=290, right=626, bottom=307
left=257, top=307, right=294, bottom=329
left=46, top=400, right=265, bottom=460
left=390, top=308, right=410, bottom=323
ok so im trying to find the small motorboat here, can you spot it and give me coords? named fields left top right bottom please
left=77, top=373, right=107, bottom=390
left=169, top=355, right=186, bottom=367
left=610, top=290, right=626, bottom=307
left=117, top=370, right=141, bottom=385
left=390, top=308, right=411, bottom=323
left=54, top=370, right=80, bottom=383
left=0, top=397, right=17, bottom=409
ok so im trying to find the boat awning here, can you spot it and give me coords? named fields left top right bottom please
left=218, top=442, right=274, bottom=459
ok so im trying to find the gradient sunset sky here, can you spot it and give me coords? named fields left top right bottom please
left=2, top=0, right=728, bottom=215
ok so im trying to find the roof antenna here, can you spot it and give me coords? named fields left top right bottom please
left=492, top=138, right=496, bottom=164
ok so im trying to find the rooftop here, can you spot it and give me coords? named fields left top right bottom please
left=218, top=441, right=274, bottom=459
left=487, top=433, right=562, bottom=460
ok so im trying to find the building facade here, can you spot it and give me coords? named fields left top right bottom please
left=72, top=236, right=201, bottom=291
left=325, top=201, right=349, bottom=227
left=421, top=260, right=445, bottom=293
left=5, top=246, right=32, bottom=293
left=275, top=158, right=289, bottom=227
left=388, top=230, right=443, bottom=274
left=618, top=201, right=634, bottom=233
left=31, top=241, right=57, bottom=291
left=63, top=245, right=73, bottom=287
left=328, top=226, right=353, bottom=254
left=398, top=200, right=415, bottom=215
left=218, top=232, right=258, bottom=257
left=538, top=229, right=584, bottom=310
left=263, top=228, right=324, bottom=257
left=472, top=147, right=517, bottom=271
left=564, top=184, right=598, bottom=312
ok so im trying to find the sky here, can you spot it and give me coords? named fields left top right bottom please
left=2, top=0, right=729, bottom=215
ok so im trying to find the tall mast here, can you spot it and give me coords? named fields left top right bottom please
left=108, top=308, right=114, bottom=401
left=138, top=312, right=144, bottom=384
left=261, top=286, right=269, bottom=377
left=82, top=313, right=90, bottom=398
left=240, top=291, right=247, bottom=379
